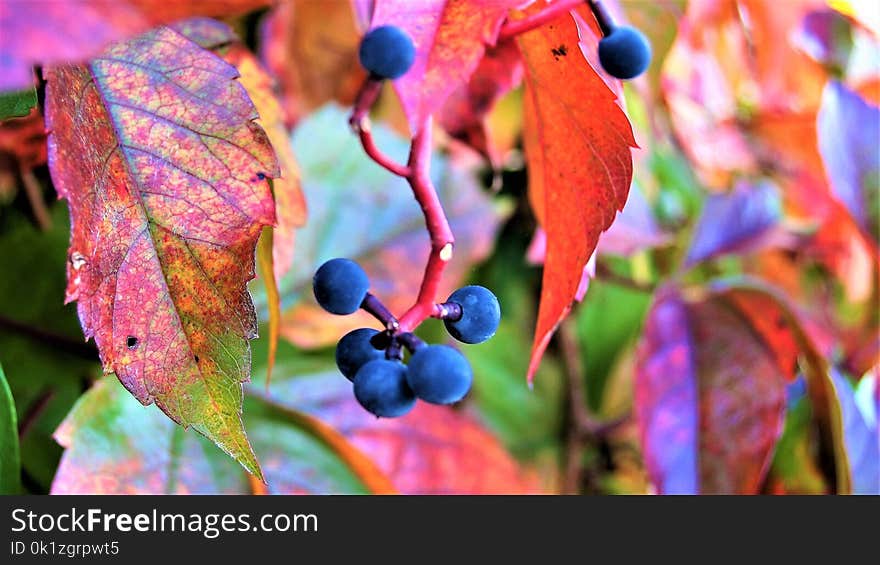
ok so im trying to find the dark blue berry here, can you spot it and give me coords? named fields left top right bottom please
left=406, top=345, right=472, bottom=405
left=313, top=258, right=370, bottom=315
left=358, top=25, right=416, bottom=80
left=598, top=26, right=651, bottom=80
left=443, top=285, right=500, bottom=344
left=336, top=328, right=384, bottom=380
left=353, top=359, right=416, bottom=418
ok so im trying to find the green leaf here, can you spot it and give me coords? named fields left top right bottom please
left=53, top=375, right=369, bottom=494
left=0, top=363, right=22, bottom=494
left=577, top=281, right=652, bottom=411
left=0, top=88, right=37, bottom=120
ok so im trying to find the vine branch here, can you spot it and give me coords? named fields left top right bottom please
left=349, top=79, right=455, bottom=335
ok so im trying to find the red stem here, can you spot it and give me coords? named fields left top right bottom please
left=349, top=78, right=411, bottom=177
left=398, top=117, right=454, bottom=332
left=498, top=0, right=585, bottom=41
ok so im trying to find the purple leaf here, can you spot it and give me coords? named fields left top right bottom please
left=817, top=80, right=880, bottom=242
left=635, top=288, right=788, bottom=494
left=634, top=289, right=698, bottom=494
left=830, top=371, right=879, bottom=494
left=685, top=180, right=782, bottom=266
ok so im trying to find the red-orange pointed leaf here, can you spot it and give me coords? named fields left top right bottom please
left=45, top=26, right=280, bottom=479
left=515, top=2, right=636, bottom=381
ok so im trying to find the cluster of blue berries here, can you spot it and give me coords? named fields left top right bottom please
left=313, top=259, right=501, bottom=418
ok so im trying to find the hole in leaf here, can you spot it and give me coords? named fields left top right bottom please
left=194, top=355, right=200, bottom=363
left=126, top=336, right=138, bottom=350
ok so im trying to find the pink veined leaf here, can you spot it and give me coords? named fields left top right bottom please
left=45, top=25, right=281, bottom=479
left=0, top=0, right=270, bottom=91
left=369, top=0, right=524, bottom=133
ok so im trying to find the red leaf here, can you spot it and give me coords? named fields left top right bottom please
left=635, top=288, right=788, bottom=493
left=0, top=0, right=270, bottom=91
left=437, top=37, right=523, bottom=162
left=45, top=26, right=281, bottom=478
left=515, top=2, right=636, bottom=382
left=369, top=0, right=522, bottom=132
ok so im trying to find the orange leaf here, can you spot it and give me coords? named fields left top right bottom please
left=515, top=2, right=636, bottom=382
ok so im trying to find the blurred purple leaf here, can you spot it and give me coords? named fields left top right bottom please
left=830, top=371, right=879, bottom=494
left=794, top=9, right=853, bottom=69
left=598, top=183, right=671, bottom=257
left=635, top=288, right=788, bottom=494
left=685, top=180, right=782, bottom=266
left=634, top=289, right=698, bottom=494
left=817, top=80, right=880, bottom=242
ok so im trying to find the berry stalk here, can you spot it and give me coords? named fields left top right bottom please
left=349, top=78, right=410, bottom=177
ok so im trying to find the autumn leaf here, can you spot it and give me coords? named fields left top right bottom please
left=0, top=0, right=270, bottom=91
left=52, top=362, right=538, bottom=494
left=263, top=105, right=506, bottom=348
left=260, top=0, right=367, bottom=124
left=438, top=38, right=523, bottom=163
left=45, top=26, right=281, bottom=479
left=634, top=288, right=788, bottom=493
left=515, top=2, right=636, bottom=381
left=710, top=280, right=854, bottom=493
left=369, top=0, right=523, bottom=132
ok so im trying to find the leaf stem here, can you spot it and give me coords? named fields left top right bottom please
left=498, top=0, right=586, bottom=41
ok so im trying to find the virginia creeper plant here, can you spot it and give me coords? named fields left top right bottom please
left=0, top=0, right=877, bottom=495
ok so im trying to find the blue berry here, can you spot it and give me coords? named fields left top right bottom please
left=359, top=25, right=416, bottom=80
left=443, top=285, right=500, bottom=344
left=336, top=328, right=384, bottom=380
left=313, top=258, right=369, bottom=315
left=353, top=359, right=416, bottom=418
left=598, top=26, right=652, bottom=80
left=406, top=345, right=472, bottom=405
